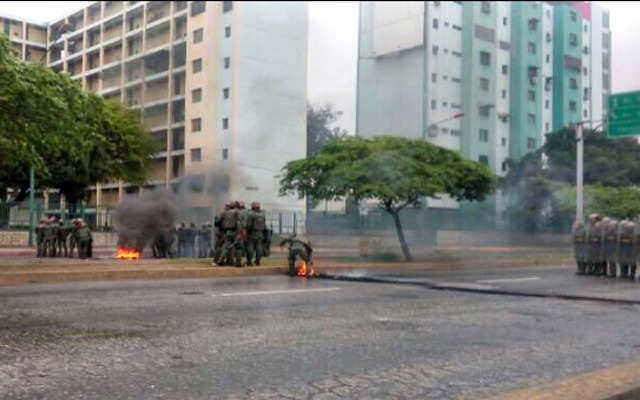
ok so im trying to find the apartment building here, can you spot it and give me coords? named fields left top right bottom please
left=2, top=1, right=308, bottom=213
left=357, top=1, right=611, bottom=171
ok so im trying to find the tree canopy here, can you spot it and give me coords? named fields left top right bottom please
left=280, top=135, right=497, bottom=260
left=0, top=34, right=158, bottom=204
left=306, top=103, right=348, bottom=156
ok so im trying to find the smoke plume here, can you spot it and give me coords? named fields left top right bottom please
left=113, top=193, right=178, bottom=251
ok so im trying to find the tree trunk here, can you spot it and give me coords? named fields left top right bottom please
left=388, top=209, right=413, bottom=262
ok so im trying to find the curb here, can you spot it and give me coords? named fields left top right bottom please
left=484, top=358, right=640, bottom=400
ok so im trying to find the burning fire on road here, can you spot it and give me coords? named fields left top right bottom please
left=297, top=260, right=315, bottom=277
left=116, top=247, right=141, bottom=260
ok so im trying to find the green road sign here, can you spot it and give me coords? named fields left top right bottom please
left=608, top=90, right=640, bottom=138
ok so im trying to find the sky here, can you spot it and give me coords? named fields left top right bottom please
left=0, top=1, right=638, bottom=135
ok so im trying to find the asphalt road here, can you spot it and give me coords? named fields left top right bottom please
left=2, top=265, right=640, bottom=400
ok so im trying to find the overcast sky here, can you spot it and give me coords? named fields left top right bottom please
left=0, top=1, right=637, bottom=134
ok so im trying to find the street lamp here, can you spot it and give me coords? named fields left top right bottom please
left=574, top=118, right=605, bottom=223
left=28, top=22, right=73, bottom=247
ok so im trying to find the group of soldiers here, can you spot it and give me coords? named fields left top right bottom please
left=212, top=200, right=272, bottom=267
left=35, top=216, right=93, bottom=259
left=572, top=213, right=640, bottom=279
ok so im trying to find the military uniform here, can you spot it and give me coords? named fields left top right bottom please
left=236, top=202, right=249, bottom=267
left=68, top=219, right=79, bottom=258
left=199, top=222, right=212, bottom=258
left=279, top=236, right=313, bottom=277
left=57, top=220, right=71, bottom=258
left=186, top=223, right=197, bottom=258
left=604, top=220, right=618, bottom=278
left=215, top=203, right=241, bottom=266
left=572, top=220, right=588, bottom=275
left=35, top=218, right=46, bottom=257
left=75, top=222, right=92, bottom=259
left=42, top=218, right=57, bottom=257
left=587, top=216, right=604, bottom=275
left=618, top=221, right=634, bottom=279
left=245, top=202, right=267, bottom=266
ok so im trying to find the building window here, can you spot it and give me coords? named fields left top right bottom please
left=584, top=110, right=588, bottom=118
left=569, top=33, right=577, bottom=45
left=583, top=88, right=590, bottom=101
left=502, top=64, right=508, bottom=75
left=479, top=129, right=489, bottom=142
left=569, top=101, right=577, bottom=111
left=501, top=137, right=506, bottom=147
left=222, top=148, right=228, bottom=160
left=479, top=105, right=491, bottom=117
left=225, top=26, right=231, bottom=38
left=546, top=54, right=550, bottom=64
left=545, top=100, right=550, bottom=109
left=433, top=18, right=439, bottom=29
left=223, top=1, right=233, bottom=13
left=480, top=51, right=491, bottom=66
left=452, top=24, right=462, bottom=31
left=528, top=42, right=536, bottom=54
left=193, top=28, right=203, bottom=43
left=224, top=57, right=230, bottom=69
left=502, top=89, right=507, bottom=99
left=480, top=77, right=489, bottom=91
left=192, top=88, right=202, bottom=103
left=192, top=58, right=202, bottom=73
left=451, top=129, right=461, bottom=136
left=451, top=103, right=461, bottom=109
left=570, top=11, right=577, bottom=22
left=570, top=78, right=577, bottom=89
left=583, top=67, right=588, bottom=76
left=527, top=138, right=536, bottom=149
left=528, top=18, right=539, bottom=31
left=527, top=113, right=536, bottom=125
left=603, top=11, right=610, bottom=28
left=222, top=118, right=229, bottom=129
left=191, top=148, right=202, bottom=162
left=545, top=122, right=550, bottom=132
left=528, top=90, right=536, bottom=101
left=479, top=155, right=489, bottom=165
left=481, top=1, right=490, bottom=14
left=223, top=88, right=229, bottom=99
left=432, top=73, right=437, bottom=83
left=502, top=161, right=508, bottom=172
left=191, top=118, right=202, bottom=132
left=451, top=77, right=462, bottom=83
left=584, top=24, right=588, bottom=32
left=431, top=100, right=437, bottom=110
left=442, top=102, right=448, bottom=107
left=191, top=1, right=205, bottom=16
left=503, top=17, right=508, bottom=26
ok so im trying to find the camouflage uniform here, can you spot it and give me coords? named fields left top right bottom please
left=572, top=220, right=587, bottom=275
left=68, top=219, right=79, bottom=258
left=35, top=217, right=46, bottom=257
left=604, top=219, right=619, bottom=278
left=618, top=221, right=635, bottom=279
left=57, top=219, right=71, bottom=258
left=215, top=203, right=241, bottom=266
left=279, top=236, right=313, bottom=277
left=245, top=202, right=267, bottom=267
left=236, top=201, right=249, bottom=267
left=75, top=221, right=92, bottom=259
left=587, top=214, right=604, bottom=275
left=43, top=218, right=57, bottom=258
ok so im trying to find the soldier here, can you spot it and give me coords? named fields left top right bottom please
left=236, top=201, right=249, bottom=267
left=212, top=203, right=232, bottom=266
left=187, top=222, right=197, bottom=258
left=572, top=219, right=588, bottom=275
left=57, top=219, right=71, bottom=258
left=214, top=202, right=241, bottom=266
left=68, top=218, right=79, bottom=258
left=42, top=217, right=57, bottom=258
left=245, top=202, right=267, bottom=267
left=604, top=219, right=619, bottom=278
left=279, top=234, right=313, bottom=277
left=35, top=217, right=46, bottom=257
left=618, top=221, right=635, bottom=279
left=75, top=220, right=92, bottom=259
left=177, top=222, right=187, bottom=258
left=587, top=214, right=604, bottom=276
left=199, top=222, right=212, bottom=258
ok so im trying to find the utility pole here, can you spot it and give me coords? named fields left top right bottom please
left=575, top=122, right=584, bottom=223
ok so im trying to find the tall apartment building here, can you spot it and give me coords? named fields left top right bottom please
left=0, top=13, right=48, bottom=61
left=357, top=1, right=611, bottom=175
left=2, top=1, right=308, bottom=213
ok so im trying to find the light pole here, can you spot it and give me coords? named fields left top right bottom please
left=574, top=119, right=604, bottom=223
left=27, top=22, right=72, bottom=247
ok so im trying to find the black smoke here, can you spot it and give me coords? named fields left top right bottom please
left=113, top=193, right=177, bottom=252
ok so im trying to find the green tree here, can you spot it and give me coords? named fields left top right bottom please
left=306, top=103, right=348, bottom=156
left=280, top=136, right=496, bottom=261
left=0, top=34, right=157, bottom=204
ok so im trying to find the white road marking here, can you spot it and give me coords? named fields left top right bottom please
left=477, top=277, right=541, bottom=284
left=215, top=287, right=341, bottom=297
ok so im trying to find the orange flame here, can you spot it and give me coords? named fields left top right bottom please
left=116, top=247, right=140, bottom=260
left=297, top=260, right=315, bottom=277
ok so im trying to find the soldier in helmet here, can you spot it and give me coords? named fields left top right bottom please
left=68, top=218, right=79, bottom=258
left=235, top=201, right=249, bottom=267
left=280, top=234, right=313, bottom=277
left=618, top=220, right=635, bottom=279
left=604, top=219, right=619, bottom=278
left=75, top=219, right=92, bottom=259
left=35, top=217, right=47, bottom=257
left=213, top=201, right=241, bottom=266
left=57, top=218, right=71, bottom=258
left=587, top=213, right=604, bottom=275
left=245, top=201, right=267, bottom=267
left=572, top=219, right=588, bottom=275
left=42, top=217, right=57, bottom=257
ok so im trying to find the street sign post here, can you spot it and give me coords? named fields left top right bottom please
left=608, top=90, right=640, bottom=138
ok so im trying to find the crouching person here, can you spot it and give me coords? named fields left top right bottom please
left=279, top=235, right=313, bottom=277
